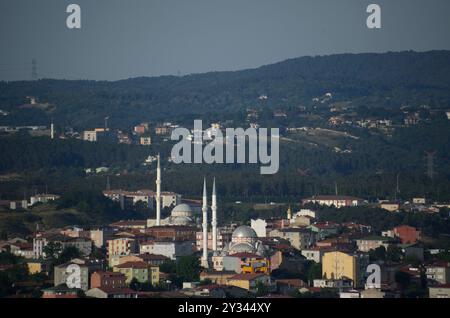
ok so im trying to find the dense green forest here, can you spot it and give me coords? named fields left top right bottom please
left=0, top=120, right=449, bottom=203
left=1, top=51, right=450, bottom=129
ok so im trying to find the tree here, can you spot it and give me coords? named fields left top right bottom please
left=255, top=281, right=269, bottom=297
left=306, top=262, right=322, bottom=283
left=57, top=246, right=82, bottom=265
left=43, top=242, right=62, bottom=260
left=386, top=245, right=403, bottom=262
left=395, top=271, right=411, bottom=290
left=369, top=246, right=386, bottom=261
left=176, top=256, right=201, bottom=282
left=159, top=260, right=176, bottom=274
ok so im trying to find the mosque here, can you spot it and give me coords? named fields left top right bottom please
left=146, top=154, right=267, bottom=268
left=146, top=155, right=200, bottom=227
left=221, top=225, right=266, bottom=256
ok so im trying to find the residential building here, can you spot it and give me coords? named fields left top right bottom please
left=144, top=225, right=196, bottom=241
left=85, top=287, right=138, bottom=298
left=380, top=202, right=400, bottom=212
left=27, top=260, right=48, bottom=274
left=90, top=271, right=127, bottom=290
left=42, top=285, right=81, bottom=298
left=119, top=253, right=169, bottom=267
left=161, top=192, right=182, bottom=208
left=113, top=261, right=149, bottom=284
left=393, top=225, right=421, bottom=244
left=103, top=189, right=155, bottom=210
left=226, top=273, right=271, bottom=293
left=429, top=285, right=450, bottom=298
left=413, top=198, right=426, bottom=204
left=301, top=247, right=331, bottom=264
left=140, top=136, right=152, bottom=146
left=302, top=195, right=363, bottom=208
left=90, top=228, right=114, bottom=248
left=9, top=200, right=28, bottom=210
left=29, top=194, right=60, bottom=206
left=426, top=262, right=450, bottom=285
left=83, top=130, right=97, bottom=142
left=54, top=262, right=90, bottom=291
left=61, top=237, right=92, bottom=256
left=8, top=242, right=34, bottom=259
left=200, top=271, right=236, bottom=285
left=251, top=219, right=267, bottom=237
left=138, top=240, right=194, bottom=260
left=313, top=279, right=353, bottom=289
left=355, top=236, right=393, bottom=252
left=107, top=237, right=137, bottom=265
left=196, top=228, right=232, bottom=251
left=322, top=251, right=369, bottom=288
left=269, top=228, right=315, bottom=250
left=134, top=123, right=149, bottom=135
left=309, top=222, right=339, bottom=239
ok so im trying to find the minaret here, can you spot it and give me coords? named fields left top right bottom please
left=287, top=205, right=292, bottom=220
left=50, top=119, right=54, bottom=140
left=156, top=154, right=161, bottom=226
left=201, top=178, right=209, bottom=268
left=211, top=177, right=218, bottom=252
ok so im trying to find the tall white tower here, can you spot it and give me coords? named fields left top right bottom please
left=201, top=178, right=209, bottom=268
left=211, top=177, right=218, bottom=252
left=156, top=154, right=161, bottom=226
left=50, top=120, right=54, bottom=140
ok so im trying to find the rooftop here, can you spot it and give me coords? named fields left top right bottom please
left=115, top=261, right=148, bottom=269
left=229, top=273, right=267, bottom=281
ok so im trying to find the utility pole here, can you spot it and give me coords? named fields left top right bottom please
left=395, top=173, right=400, bottom=201
left=425, top=151, right=436, bottom=180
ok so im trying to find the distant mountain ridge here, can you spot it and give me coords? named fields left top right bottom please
left=1, top=50, right=450, bottom=128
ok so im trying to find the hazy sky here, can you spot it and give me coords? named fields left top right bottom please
left=1, top=0, right=450, bottom=81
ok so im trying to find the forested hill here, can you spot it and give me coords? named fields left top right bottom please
left=1, top=50, right=450, bottom=128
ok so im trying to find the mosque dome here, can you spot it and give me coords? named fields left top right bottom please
left=171, top=204, right=194, bottom=218
left=170, top=216, right=193, bottom=226
left=228, top=242, right=255, bottom=254
left=232, top=226, right=257, bottom=239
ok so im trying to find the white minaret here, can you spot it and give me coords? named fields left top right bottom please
left=201, top=178, right=209, bottom=268
left=50, top=120, right=54, bottom=140
left=156, top=154, right=161, bottom=226
left=211, top=177, right=218, bottom=252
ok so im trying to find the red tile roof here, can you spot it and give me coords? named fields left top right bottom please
left=115, top=261, right=148, bottom=269
left=97, top=287, right=137, bottom=295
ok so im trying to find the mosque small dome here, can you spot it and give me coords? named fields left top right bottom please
left=171, top=204, right=194, bottom=218
left=232, top=225, right=257, bottom=239
left=229, top=242, right=255, bottom=254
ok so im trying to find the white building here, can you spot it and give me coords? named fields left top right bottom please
left=161, top=192, right=182, bottom=208
left=30, top=194, right=60, bottom=206
left=302, top=195, right=363, bottom=208
left=83, top=130, right=97, bottom=142
left=426, top=263, right=450, bottom=285
left=139, top=241, right=194, bottom=260
left=301, top=248, right=324, bottom=264
left=295, top=209, right=316, bottom=218
left=251, top=219, right=267, bottom=238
